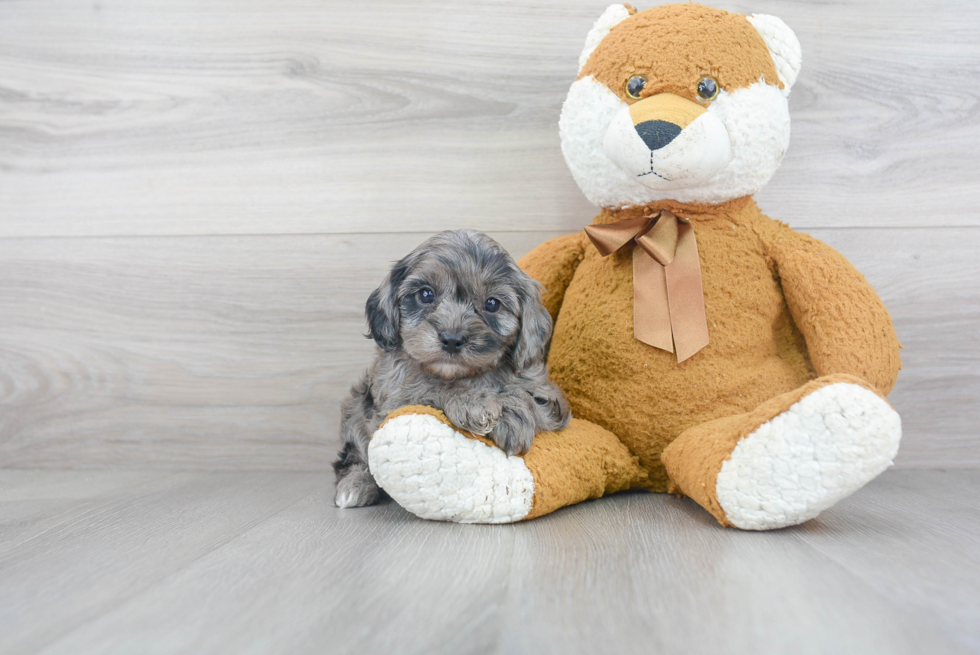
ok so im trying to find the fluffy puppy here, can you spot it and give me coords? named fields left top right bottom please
left=333, top=230, right=571, bottom=508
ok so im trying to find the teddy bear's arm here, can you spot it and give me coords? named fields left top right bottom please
left=767, top=229, right=902, bottom=394
left=517, top=232, right=588, bottom=322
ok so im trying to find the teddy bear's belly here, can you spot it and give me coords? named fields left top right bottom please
left=547, top=233, right=813, bottom=490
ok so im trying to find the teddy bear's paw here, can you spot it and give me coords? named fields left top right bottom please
left=715, top=382, right=902, bottom=531
left=368, top=413, right=534, bottom=524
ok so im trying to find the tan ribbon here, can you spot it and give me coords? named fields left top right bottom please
left=584, top=210, right=709, bottom=363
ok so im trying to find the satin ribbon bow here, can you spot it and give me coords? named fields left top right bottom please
left=584, top=210, right=709, bottom=363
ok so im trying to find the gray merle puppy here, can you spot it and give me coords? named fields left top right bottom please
left=334, top=230, right=571, bottom=508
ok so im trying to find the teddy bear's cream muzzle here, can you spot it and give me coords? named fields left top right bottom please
left=603, top=92, right=732, bottom=191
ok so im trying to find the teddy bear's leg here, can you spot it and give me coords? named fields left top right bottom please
left=661, top=373, right=902, bottom=530
left=368, top=406, right=644, bottom=523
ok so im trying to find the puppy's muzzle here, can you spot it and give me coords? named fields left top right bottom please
left=439, top=331, right=467, bottom=354
left=603, top=93, right=732, bottom=189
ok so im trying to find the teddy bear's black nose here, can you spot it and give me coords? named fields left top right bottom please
left=635, top=120, right=682, bottom=151
left=439, top=332, right=467, bottom=353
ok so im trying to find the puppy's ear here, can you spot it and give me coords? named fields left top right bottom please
left=512, top=272, right=553, bottom=369
left=365, top=258, right=409, bottom=351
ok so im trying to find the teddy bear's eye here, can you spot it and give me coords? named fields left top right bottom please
left=625, top=75, right=647, bottom=100
left=697, top=76, right=719, bottom=102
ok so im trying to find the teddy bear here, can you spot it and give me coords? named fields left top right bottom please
left=366, top=2, right=902, bottom=530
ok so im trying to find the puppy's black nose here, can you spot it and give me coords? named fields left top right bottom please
left=439, top=332, right=467, bottom=353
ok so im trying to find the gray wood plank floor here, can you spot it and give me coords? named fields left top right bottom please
left=1, top=469, right=977, bottom=655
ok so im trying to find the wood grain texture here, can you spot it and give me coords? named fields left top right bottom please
left=0, top=228, right=977, bottom=470
left=40, top=488, right=517, bottom=655
left=0, top=231, right=554, bottom=470
left=796, top=470, right=980, bottom=650
left=0, top=469, right=326, bottom=655
left=0, top=469, right=174, bottom=553
left=0, top=0, right=977, bottom=470
left=497, top=477, right=976, bottom=655
left=1, top=0, right=978, bottom=237
left=0, top=469, right=974, bottom=654
left=1, top=2, right=976, bottom=648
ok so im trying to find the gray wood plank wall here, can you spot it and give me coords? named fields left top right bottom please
left=1, top=0, right=978, bottom=469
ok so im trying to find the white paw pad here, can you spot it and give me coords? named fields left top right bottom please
left=368, top=414, right=534, bottom=524
left=716, top=382, right=902, bottom=530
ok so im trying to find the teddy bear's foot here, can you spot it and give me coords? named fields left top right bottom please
left=370, top=405, right=646, bottom=523
left=715, top=380, right=901, bottom=530
left=368, top=411, right=535, bottom=524
left=663, top=374, right=902, bottom=530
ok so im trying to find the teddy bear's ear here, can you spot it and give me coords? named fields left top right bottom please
left=747, top=14, right=803, bottom=96
left=578, top=4, right=634, bottom=73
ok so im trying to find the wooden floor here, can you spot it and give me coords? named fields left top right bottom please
left=1, top=469, right=977, bottom=655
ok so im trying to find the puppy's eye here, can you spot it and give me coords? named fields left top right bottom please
left=625, top=75, right=647, bottom=100
left=696, top=76, right=719, bottom=102
left=417, top=288, right=435, bottom=304
left=483, top=298, right=500, bottom=313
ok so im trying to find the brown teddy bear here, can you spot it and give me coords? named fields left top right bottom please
left=367, top=2, right=902, bottom=530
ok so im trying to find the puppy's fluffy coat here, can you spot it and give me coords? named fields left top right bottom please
left=334, top=230, right=571, bottom=508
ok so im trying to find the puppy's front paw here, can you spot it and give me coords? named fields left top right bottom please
left=530, top=387, right=572, bottom=431
left=334, top=468, right=380, bottom=508
left=445, top=394, right=501, bottom=436
left=489, top=407, right=535, bottom=456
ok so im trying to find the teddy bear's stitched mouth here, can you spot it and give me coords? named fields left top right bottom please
left=636, top=151, right=671, bottom=182
left=638, top=168, right=671, bottom=182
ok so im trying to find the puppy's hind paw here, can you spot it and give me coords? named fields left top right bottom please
left=334, top=469, right=380, bottom=508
